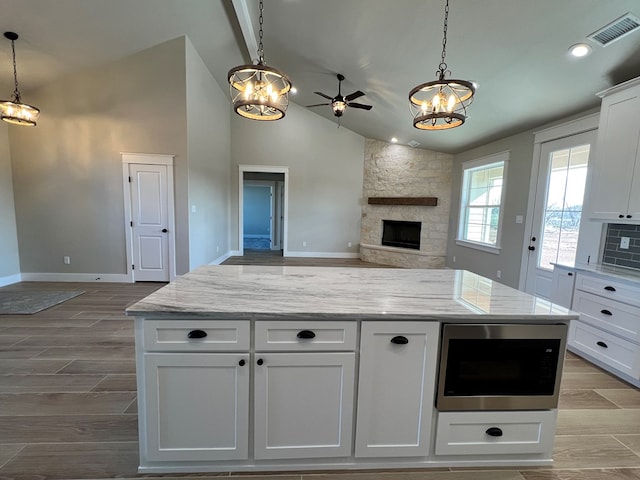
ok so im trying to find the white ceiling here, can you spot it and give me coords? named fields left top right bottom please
left=1, top=0, right=639, bottom=153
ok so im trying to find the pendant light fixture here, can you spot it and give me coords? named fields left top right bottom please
left=228, top=0, right=291, bottom=121
left=409, top=0, right=475, bottom=130
left=1, top=32, right=40, bottom=126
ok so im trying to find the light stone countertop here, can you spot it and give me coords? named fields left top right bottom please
left=555, top=262, right=640, bottom=286
left=126, top=266, right=576, bottom=322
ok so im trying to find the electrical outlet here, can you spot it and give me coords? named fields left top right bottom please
left=348, top=242, right=352, bottom=247
left=216, top=245, right=219, bottom=253
left=302, top=241, right=307, bottom=247
left=63, top=256, right=70, bottom=265
left=621, top=237, right=630, bottom=249
left=452, top=256, right=456, bottom=263
left=496, top=270, right=502, bottom=279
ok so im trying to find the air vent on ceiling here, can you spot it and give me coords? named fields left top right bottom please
left=407, top=140, right=420, bottom=148
left=588, top=12, right=640, bottom=46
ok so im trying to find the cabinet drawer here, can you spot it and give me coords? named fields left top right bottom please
left=575, top=273, right=640, bottom=308
left=255, top=321, right=357, bottom=351
left=573, top=291, right=640, bottom=343
left=569, top=320, right=640, bottom=379
left=435, top=410, right=557, bottom=456
left=143, top=320, right=250, bottom=352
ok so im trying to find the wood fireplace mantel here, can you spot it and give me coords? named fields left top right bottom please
left=367, top=197, right=438, bottom=206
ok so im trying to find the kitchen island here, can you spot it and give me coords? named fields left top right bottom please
left=127, top=266, right=577, bottom=474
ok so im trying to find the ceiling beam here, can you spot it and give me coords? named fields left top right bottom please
left=231, top=0, right=259, bottom=63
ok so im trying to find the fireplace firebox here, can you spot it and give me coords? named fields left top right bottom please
left=381, top=220, right=421, bottom=250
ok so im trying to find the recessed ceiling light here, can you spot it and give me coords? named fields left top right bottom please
left=569, top=43, right=592, bottom=58
left=391, top=137, right=398, bottom=143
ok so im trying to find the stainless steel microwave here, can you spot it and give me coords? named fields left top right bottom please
left=436, top=323, right=568, bottom=411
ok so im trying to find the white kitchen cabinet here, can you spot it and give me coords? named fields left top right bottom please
left=253, top=352, right=355, bottom=459
left=589, top=76, right=640, bottom=222
left=435, top=410, right=557, bottom=456
left=550, top=264, right=576, bottom=309
left=355, top=322, right=439, bottom=457
left=143, top=352, right=249, bottom=461
left=569, top=271, right=640, bottom=387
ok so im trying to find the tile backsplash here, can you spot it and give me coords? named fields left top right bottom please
left=603, top=224, right=640, bottom=270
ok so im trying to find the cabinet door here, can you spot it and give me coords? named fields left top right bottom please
left=355, top=322, right=440, bottom=457
left=143, top=353, right=249, bottom=461
left=550, top=267, right=575, bottom=309
left=253, top=352, right=355, bottom=459
left=590, top=86, right=640, bottom=220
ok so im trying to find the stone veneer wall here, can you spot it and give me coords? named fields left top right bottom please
left=360, top=139, right=453, bottom=268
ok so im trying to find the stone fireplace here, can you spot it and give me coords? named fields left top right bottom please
left=360, top=139, right=453, bottom=268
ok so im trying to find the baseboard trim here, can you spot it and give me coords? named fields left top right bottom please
left=209, top=251, right=234, bottom=265
left=0, top=273, right=22, bottom=287
left=20, top=272, right=132, bottom=283
left=284, top=251, right=360, bottom=259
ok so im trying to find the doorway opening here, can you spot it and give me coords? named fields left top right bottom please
left=520, top=114, right=601, bottom=297
left=238, top=166, right=288, bottom=257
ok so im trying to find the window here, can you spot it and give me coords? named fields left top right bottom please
left=538, top=143, right=590, bottom=270
left=457, top=152, right=509, bottom=253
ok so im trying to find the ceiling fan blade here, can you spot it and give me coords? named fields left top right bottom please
left=306, top=103, right=331, bottom=108
left=314, top=91, right=334, bottom=100
left=348, top=102, right=373, bottom=110
left=344, top=90, right=365, bottom=102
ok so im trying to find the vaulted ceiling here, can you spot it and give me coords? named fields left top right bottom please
left=1, top=0, right=639, bottom=153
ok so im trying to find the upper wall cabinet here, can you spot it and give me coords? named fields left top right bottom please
left=589, top=77, right=640, bottom=222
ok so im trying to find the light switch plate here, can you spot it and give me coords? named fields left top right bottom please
left=621, top=237, right=630, bottom=249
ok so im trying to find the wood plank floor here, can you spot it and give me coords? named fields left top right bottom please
left=1, top=254, right=639, bottom=479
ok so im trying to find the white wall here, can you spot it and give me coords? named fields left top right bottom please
left=230, top=103, right=365, bottom=256
left=8, top=37, right=189, bottom=278
left=185, top=37, right=231, bottom=269
left=0, top=121, right=21, bottom=284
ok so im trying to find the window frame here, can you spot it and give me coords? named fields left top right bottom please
left=456, top=151, right=509, bottom=254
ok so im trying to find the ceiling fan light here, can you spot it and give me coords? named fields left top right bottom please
left=332, top=99, right=346, bottom=116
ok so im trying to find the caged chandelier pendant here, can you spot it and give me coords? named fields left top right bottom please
left=228, top=0, right=291, bottom=121
left=409, top=0, right=475, bottom=130
left=1, top=32, right=40, bottom=126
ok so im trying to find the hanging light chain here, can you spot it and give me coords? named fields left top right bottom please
left=257, top=0, right=265, bottom=64
left=9, top=38, right=22, bottom=103
left=437, top=0, right=450, bottom=79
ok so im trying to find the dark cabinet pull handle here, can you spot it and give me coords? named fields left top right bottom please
left=390, top=336, right=409, bottom=345
left=619, top=214, right=625, bottom=218
left=568, top=272, right=573, bottom=276
left=162, top=228, right=168, bottom=233
left=528, top=246, right=535, bottom=251
left=604, top=286, right=616, bottom=292
left=600, top=309, right=613, bottom=316
left=486, top=427, right=503, bottom=437
left=238, top=359, right=245, bottom=366
left=187, top=329, right=207, bottom=339
left=627, top=215, right=633, bottom=219
left=596, top=341, right=608, bottom=349
left=297, top=330, right=316, bottom=339
left=257, top=358, right=264, bottom=366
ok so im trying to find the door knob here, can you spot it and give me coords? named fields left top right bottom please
left=162, top=228, right=168, bottom=233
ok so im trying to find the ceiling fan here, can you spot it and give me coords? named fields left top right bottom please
left=307, top=74, right=373, bottom=118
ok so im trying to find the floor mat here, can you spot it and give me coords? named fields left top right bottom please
left=0, top=290, right=85, bottom=314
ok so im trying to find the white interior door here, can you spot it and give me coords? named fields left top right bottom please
left=524, top=130, right=597, bottom=298
left=130, top=163, right=170, bottom=282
